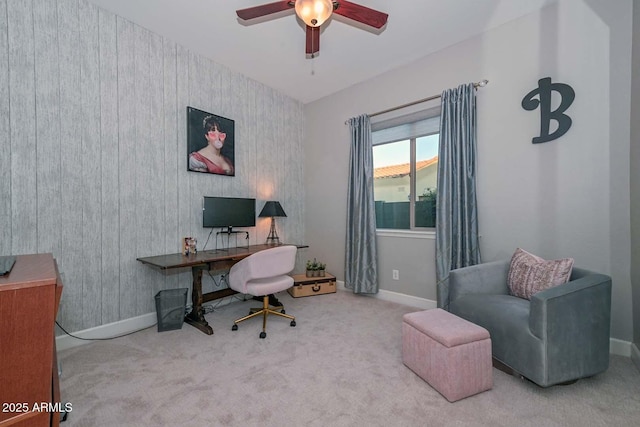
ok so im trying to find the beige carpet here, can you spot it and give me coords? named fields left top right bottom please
left=58, top=290, right=640, bottom=426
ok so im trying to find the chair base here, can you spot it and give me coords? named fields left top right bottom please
left=232, top=295, right=295, bottom=338
left=249, top=293, right=283, bottom=314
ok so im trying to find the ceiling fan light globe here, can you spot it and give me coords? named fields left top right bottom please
left=295, top=0, right=333, bottom=27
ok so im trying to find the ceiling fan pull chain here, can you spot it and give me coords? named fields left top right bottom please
left=311, top=26, right=316, bottom=75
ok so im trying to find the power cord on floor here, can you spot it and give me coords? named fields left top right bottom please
left=199, top=293, right=246, bottom=315
left=55, top=320, right=157, bottom=341
left=57, top=293, right=247, bottom=340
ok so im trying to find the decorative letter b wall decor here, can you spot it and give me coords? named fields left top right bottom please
left=522, top=77, right=575, bottom=144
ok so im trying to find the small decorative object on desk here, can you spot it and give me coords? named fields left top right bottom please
left=183, top=237, right=197, bottom=255
left=306, top=258, right=326, bottom=277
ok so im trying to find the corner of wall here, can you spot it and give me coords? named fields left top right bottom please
left=631, top=342, right=640, bottom=372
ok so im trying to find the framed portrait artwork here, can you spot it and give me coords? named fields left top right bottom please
left=187, top=107, right=235, bottom=176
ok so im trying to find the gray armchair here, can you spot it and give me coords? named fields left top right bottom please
left=448, top=260, right=612, bottom=387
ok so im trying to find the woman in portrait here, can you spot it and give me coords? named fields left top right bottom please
left=189, top=116, right=234, bottom=175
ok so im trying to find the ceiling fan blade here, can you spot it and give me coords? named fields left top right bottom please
left=333, top=0, right=388, bottom=29
left=236, top=1, right=294, bottom=21
left=306, top=25, right=320, bottom=55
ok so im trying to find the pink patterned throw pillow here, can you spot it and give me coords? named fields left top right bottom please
left=507, top=248, right=574, bottom=300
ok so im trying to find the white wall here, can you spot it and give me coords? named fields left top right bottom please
left=0, top=0, right=305, bottom=333
left=304, top=0, right=633, bottom=340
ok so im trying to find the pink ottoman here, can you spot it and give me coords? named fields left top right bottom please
left=402, top=308, right=492, bottom=402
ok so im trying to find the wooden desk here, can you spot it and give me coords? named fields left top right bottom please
left=137, top=244, right=305, bottom=335
left=0, top=254, right=63, bottom=427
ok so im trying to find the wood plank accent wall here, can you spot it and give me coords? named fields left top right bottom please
left=0, top=0, right=305, bottom=333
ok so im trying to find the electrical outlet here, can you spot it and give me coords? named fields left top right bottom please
left=392, top=269, right=399, bottom=280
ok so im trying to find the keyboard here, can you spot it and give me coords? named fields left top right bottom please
left=0, top=256, right=16, bottom=276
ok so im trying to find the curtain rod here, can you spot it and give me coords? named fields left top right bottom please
left=349, top=80, right=489, bottom=123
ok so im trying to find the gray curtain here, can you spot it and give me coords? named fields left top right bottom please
left=345, top=114, right=378, bottom=294
left=436, top=83, right=481, bottom=310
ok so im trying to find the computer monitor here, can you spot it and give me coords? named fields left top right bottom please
left=202, top=196, right=256, bottom=232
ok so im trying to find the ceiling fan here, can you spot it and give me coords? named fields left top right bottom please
left=236, top=0, right=388, bottom=56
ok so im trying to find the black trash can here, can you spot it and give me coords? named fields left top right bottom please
left=154, top=288, right=188, bottom=332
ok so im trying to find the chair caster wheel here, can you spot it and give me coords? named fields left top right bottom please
left=290, top=320, right=296, bottom=327
left=232, top=324, right=238, bottom=331
left=259, top=332, right=266, bottom=339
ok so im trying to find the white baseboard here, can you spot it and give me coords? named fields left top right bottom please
left=56, top=312, right=157, bottom=352
left=336, top=280, right=631, bottom=357
left=59, top=282, right=633, bottom=358
left=336, top=280, right=436, bottom=310
left=610, top=338, right=632, bottom=357
left=629, top=342, right=640, bottom=370
left=55, top=296, right=242, bottom=352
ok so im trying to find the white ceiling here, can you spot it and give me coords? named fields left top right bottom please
left=86, top=0, right=556, bottom=104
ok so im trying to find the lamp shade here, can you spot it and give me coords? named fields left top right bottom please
left=259, top=201, right=287, bottom=218
left=295, top=0, right=333, bottom=27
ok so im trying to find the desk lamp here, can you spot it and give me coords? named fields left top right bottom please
left=259, top=201, right=287, bottom=245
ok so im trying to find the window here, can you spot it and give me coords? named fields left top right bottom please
left=372, top=108, right=440, bottom=230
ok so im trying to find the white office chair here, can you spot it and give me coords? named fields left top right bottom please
left=229, top=245, right=297, bottom=338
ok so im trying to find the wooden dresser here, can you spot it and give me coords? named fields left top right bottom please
left=0, top=254, right=63, bottom=427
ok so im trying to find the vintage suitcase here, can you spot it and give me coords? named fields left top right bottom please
left=288, top=273, right=336, bottom=297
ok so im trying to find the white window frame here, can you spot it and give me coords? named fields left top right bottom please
left=372, top=106, right=441, bottom=232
